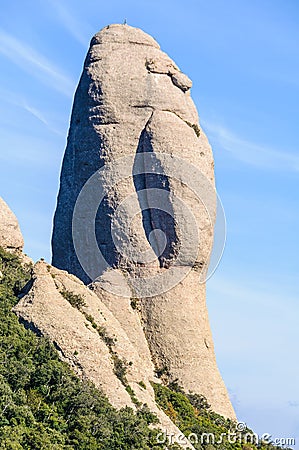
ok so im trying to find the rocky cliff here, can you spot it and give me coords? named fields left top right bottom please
left=8, top=24, right=235, bottom=441
left=50, top=24, right=235, bottom=420
left=13, top=261, right=196, bottom=448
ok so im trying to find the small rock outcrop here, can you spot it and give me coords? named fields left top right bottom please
left=0, top=197, right=24, bottom=254
left=50, top=24, right=235, bottom=420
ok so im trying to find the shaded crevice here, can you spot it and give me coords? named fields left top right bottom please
left=18, top=278, right=34, bottom=299
left=162, top=109, right=200, bottom=137
left=133, top=114, right=179, bottom=268
left=131, top=105, right=155, bottom=110
left=128, top=40, right=158, bottom=47
left=17, top=318, right=42, bottom=337
left=133, top=105, right=200, bottom=138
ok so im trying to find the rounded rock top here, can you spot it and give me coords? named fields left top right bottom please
left=91, top=24, right=160, bottom=49
left=0, top=197, right=24, bottom=253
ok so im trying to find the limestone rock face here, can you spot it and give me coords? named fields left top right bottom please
left=13, top=261, right=196, bottom=449
left=0, top=197, right=24, bottom=253
left=52, top=23, right=207, bottom=282
left=51, top=24, right=236, bottom=420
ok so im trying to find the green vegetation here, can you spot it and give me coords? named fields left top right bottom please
left=125, top=386, right=142, bottom=407
left=0, top=247, right=165, bottom=449
left=60, top=288, right=116, bottom=350
left=112, top=354, right=128, bottom=386
left=153, top=382, right=291, bottom=450
left=130, top=297, right=138, bottom=310
left=155, top=365, right=170, bottom=380
left=60, top=286, right=142, bottom=408
left=83, top=312, right=115, bottom=349
left=191, top=124, right=201, bottom=137
left=60, top=289, right=87, bottom=310
left=0, top=247, right=291, bottom=450
left=60, top=289, right=128, bottom=388
left=185, top=121, right=201, bottom=137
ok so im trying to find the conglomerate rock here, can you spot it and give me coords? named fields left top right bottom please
left=50, top=24, right=235, bottom=420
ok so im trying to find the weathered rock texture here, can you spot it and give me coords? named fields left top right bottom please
left=13, top=261, right=196, bottom=449
left=52, top=24, right=213, bottom=281
left=0, top=197, right=24, bottom=254
left=51, top=24, right=236, bottom=420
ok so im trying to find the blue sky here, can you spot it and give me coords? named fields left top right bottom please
left=0, top=0, right=298, bottom=445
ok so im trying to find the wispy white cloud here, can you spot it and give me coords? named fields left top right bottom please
left=202, top=120, right=299, bottom=172
left=22, top=102, right=49, bottom=127
left=48, top=0, right=92, bottom=46
left=22, top=102, right=63, bottom=136
left=0, top=28, right=75, bottom=97
left=0, top=88, right=64, bottom=135
left=208, top=275, right=298, bottom=313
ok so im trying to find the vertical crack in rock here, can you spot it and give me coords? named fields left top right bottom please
left=133, top=114, right=179, bottom=268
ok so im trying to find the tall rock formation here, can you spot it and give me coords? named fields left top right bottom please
left=0, top=197, right=24, bottom=254
left=51, top=24, right=235, bottom=420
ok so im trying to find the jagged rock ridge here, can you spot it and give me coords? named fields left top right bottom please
left=13, top=261, right=196, bottom=449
